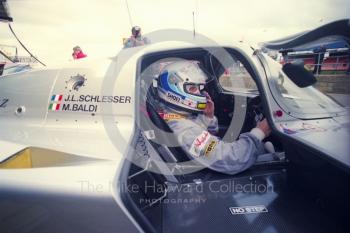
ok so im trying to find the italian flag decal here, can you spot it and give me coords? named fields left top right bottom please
left=49, top=94, right=63, bottom=111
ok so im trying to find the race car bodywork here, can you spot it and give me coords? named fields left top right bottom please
left=0, top=23, right=349, bottom=232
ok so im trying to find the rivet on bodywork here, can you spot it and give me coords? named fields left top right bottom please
left=15, top=106, right=25, bottom=116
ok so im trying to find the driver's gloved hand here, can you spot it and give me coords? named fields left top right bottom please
left=264, top=141, right=275, bottom=153
left=255, top=113, right=264, bottom=123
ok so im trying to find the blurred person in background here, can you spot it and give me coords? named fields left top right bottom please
left=72, top=46, right=87, bottom=60
left=123, top=26, right=150, bottom=48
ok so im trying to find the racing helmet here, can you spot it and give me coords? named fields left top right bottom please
left=132, top=26, right=141, bottom=37
left=157, top=60, right=208, bottom=113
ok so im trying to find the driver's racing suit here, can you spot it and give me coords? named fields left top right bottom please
left=159, top=104, right=266, bottom=175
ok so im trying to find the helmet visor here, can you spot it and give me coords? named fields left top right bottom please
left=184, top=83, right=205, bottom=96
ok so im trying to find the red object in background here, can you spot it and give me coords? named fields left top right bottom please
left=75, top=51, right=87, bottom=59
left=224, top=69, right=230, bottom=76
left=281, top=56, right=349, bottom=71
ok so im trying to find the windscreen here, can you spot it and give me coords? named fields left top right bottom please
left=267, top=58, right=344, bottom=118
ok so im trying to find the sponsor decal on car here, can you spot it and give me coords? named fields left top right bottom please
left=280, top=123, right=326, bottom=135
left=65, top=74, right=87, bottom=92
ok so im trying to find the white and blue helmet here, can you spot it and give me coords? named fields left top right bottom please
left=157, top=60, right=207, bottom=113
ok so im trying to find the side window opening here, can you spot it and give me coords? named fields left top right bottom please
left=218, top=59, right=258, bottom=93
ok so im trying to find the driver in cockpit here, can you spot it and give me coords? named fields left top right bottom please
left=156, top=60, right=272, bottom=175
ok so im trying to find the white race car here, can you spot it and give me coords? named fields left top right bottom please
left=0, top=19, right=349, bottom=233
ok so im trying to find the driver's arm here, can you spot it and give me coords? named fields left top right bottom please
left=194, top=114, right=219, bottom=134
left=168, top=118, right=270, bottom=175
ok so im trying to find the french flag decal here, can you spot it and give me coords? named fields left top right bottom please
left=51, top=94, right=63, bottom=102
left=49, top=94, right=63, bottom=111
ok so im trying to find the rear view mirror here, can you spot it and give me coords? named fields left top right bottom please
left=282, top=63, right=317, bottom=88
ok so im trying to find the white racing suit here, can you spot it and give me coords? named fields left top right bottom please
left=159, top=104, right=266, bottom=175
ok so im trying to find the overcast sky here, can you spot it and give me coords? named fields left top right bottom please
left=0, top=0, right=349, bottom=66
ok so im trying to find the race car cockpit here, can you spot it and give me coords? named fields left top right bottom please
left=119, top=47, right=292, bottom=232
left=138, top=47, right=284, bottom=165
left=119, top=45, right=348, bottom=233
